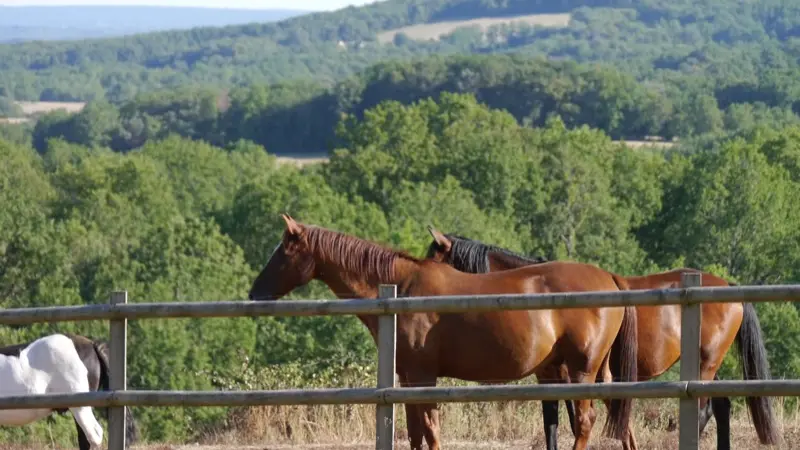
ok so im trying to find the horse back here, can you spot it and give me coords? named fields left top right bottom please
left=500, top=260, right=622, bottom=293
left=414, top=259, right=621, bottom=298
left=24, top=334, right=89, bottom=387
left=624, top=267, right=732, bottom=290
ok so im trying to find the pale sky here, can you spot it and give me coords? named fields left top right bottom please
left=0, top=0, right=379, bottom=10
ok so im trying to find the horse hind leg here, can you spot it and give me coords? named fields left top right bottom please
left=711, top=395, right=731, bottom=450
left=70, top=406, right=104, bottom=448
left=567, top=360, right=603, bottom=450
left=698, top=391, right=715, bottom=436
left=702, top=373, right=731, bottom=450
left=538, top=364, right=567, bottom=450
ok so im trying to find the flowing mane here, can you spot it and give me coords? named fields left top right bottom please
left=431, top=233, right=548, bottom=273
left=304, top=225, right=421, bottom=281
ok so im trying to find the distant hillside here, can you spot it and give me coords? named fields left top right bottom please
left=1, top=0, right=799, bottom=101
left=0, top=5, right=309, bottom=42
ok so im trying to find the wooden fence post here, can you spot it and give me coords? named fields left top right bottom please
left=376, top=284, right=397, bottom=450
left=679, top=273, right=702, bottom=450
left=109, top=291, right=128, bottom=450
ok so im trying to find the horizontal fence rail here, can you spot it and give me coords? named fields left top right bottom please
left=2, top=275, right=799, bottom=450
left=0, top=380, right=798, bottom=410
left=2, top=284, right=800, bottom=324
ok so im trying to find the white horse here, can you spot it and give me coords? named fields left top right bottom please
left=0, top=333, right=104, bottom=448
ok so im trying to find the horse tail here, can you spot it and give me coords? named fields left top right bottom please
left=602, top=273, right=638, bottom=441
left=736, top=300, right=779, bottom=444
left=93, top=341, right=141, bottom=444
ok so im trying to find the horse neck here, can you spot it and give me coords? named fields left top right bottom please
left=312, top=248, right=420, bottom=300
left=313, top=253, right=420, bottom=341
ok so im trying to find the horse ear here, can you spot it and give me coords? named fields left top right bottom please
left=281, top=213, right=303, bottom=236
left=427, top=225, right=451, bottom=252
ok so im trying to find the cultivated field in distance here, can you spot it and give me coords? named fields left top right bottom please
left=376, top=13, right=572, bottom=44
left=15, top=101, right=86, bottom=115
left=0, top=100, right=87, bottom=124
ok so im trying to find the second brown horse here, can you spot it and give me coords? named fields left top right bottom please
left=248, top=215, right=638, bottom=450
left=425, top=227, right=779, bottom=450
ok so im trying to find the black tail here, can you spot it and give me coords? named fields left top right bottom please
left=601, top=273, right=638, bottom=441
left=93, top=341, right=141, bottom=444
left=737, top=302, right=779, bottom=445
left=603, top=304, right=638, bottom=440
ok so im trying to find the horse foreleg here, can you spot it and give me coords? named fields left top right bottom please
left=405, top=371, right=441, bottom=450
left=69, top=407, right=103, bottom=449
left=421, top=403, right=442, bottom=450
left=74, top=416, right=91, bottom=450
left=542, top=400, right=561, bottom=450
left=399, top=372, right=425, bottom=450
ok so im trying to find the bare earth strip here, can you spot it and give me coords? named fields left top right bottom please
left=0, top=117, right=30, bottom=124
left=272, top=140, right=674, bottom=168
left=275, top=155, right=331, bottom=167
left=15, top=101, right=86, bottom=115
left=377, top=13, right=572, bottom=44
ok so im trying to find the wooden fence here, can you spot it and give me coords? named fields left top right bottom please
left=1, top=273, right=799, bottom=450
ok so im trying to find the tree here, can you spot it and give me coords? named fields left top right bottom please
left=643, top=134, right=800, bottom=283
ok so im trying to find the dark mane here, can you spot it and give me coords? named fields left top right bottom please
left=305, top=225, right=420, bottom=281
left=430, top=233, right=547, bottom=274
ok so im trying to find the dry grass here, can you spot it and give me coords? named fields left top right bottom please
left=182, top=396, right=800, bottom=449
left=3, top=398, right=800, bottom=449
left=377, top=13, right=572, bottom=44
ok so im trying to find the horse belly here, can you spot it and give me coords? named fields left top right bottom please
left=637, top=305, right=681, bottom=378
left=0, top=359, right=53, bottom=425
left=0, top=408, right=52, bottom=426
left=437, top=312, right=556, bottom=381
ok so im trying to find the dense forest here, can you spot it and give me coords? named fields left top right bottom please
left=18, top=54, right=800, bottom=155
left=1, top=0, right=800, bottom=101
left=3, top=0, right=800, bottom=446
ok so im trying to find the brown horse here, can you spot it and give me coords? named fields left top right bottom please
left=248, top=215, right=638, bottom=450
left=425, top=227, right=779, bottom=450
